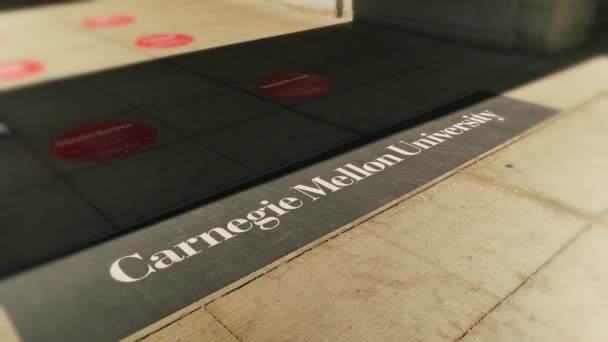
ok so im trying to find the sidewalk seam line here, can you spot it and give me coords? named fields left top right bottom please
left=454, top=222, right=594, bottom=341
left=204, top=306, right=245, bottom=342
left=131, top=303, right=204, bottom=342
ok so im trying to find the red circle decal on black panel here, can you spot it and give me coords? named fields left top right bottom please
left=256, top=73, right=335, bottom=98
left=84, top=15, right=135, bottom=28
left=49, top=121, right=156, bottom=162
left=0, top=60, right=43, bottom=82
left=135, top=34, right=194, bottom=48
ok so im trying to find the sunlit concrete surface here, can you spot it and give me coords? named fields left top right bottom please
left=0, top=306, right=19, bottom=342
left=0, top=0, right=350, bottom=91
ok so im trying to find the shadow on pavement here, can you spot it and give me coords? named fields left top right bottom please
left=1, top=21, right=606, bottom=277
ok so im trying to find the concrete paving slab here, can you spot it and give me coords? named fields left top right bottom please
left=362, top=172, right=586, bottom=298
left=0, top=79, right=131, bottom=146
left=67, top=140, right=253, bottom=226
left=369, top=62, right=526, bottom=112
left=294, top=85, right=422, bottom=133
left=0, top=19, right=149, bottom=92
left=461, top=225, right=608, bottom=342
left=135, top=308, right=238, bottom=342
left=0, top=139, right=55, bottom=194
left=262, top=28, right=426, bottom=83
left=233, top=74, right=359, bottom=107
left=171, top=38, right=321, bottom=84
left=467, top=94, right=608, bottom=217
left=0, top=306, right=19, bottom=342
left=272, top=23, right=408, bottom=58
left=170, top=21, right=536, bottom=90
left=207, top=228, right=499, bottom=342
left=0, top=0, right=349, bottom=92
left=601, top=212, right=608, bottom=226
left=197, top=108, right=358, bottom=172
left=504, top=56, right=608, bottom=111
left=305, top=51, right=421, bottom=84
left=284, top=23, right=516, bottom=69
left=86, top=61, right=222, bottom=107
left=461, top=300, right=576, bottom=342
left=24, top=110, right=187, bottom=177
left=145, top=86, right=282, bottom=135
left=0, top=179, right=114, bottom=275
left=80, top=0, right=350, bottom=59
left=169, top=23, right=421, bottom=86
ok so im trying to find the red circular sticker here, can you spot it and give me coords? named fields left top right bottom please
left=84, top=15, right=134, bottom=28
left=256, top=73, right=335, bottom=98
left=0, top=60, right=43, bottom=82
left=135, top=34, right=194, bottom=48
left=49, top=121, right=156, bottom=162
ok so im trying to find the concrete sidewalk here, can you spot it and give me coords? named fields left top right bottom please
left=126, top=46, right=608, bottom=342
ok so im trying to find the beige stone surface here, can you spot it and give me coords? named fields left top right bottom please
left=48, top=0, right=350, bottom=58
left=601, top=211, right=608, bottom=225
left=138, top=308, right=239, bottom=342
left=462, top=224, right=608, bottom=342
left=207, top=226, right=499, bottom=342
left=202, top=154, right=590, bottom=341
left=504, top=56, right=608, bottom=110
left=0, top=32, right=149, bottom=91
left=468, top=93, right=608, bottom=218
left=460, top=301, right=576, bottom=342
left=0, top=3, right=150, bottom=92
left=362, top=173, right=586, bottom=298
left=0, top=305, right=20, bottom=342
left=0, top=0, right=349, bottom=91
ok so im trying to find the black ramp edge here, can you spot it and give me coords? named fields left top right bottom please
left=0, top=94, right=557, bottom=342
